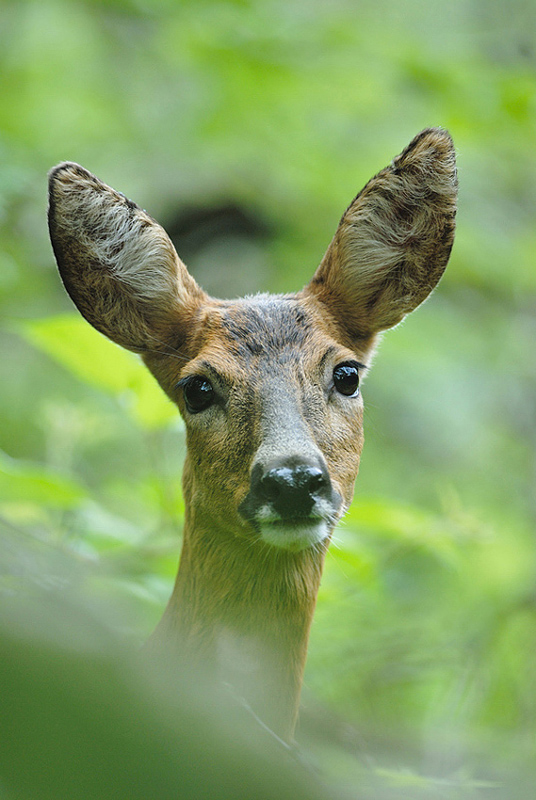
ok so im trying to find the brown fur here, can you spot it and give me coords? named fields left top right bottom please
left=48, top=128, right=457, bottom=741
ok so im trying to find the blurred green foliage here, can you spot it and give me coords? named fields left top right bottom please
left=1, top=0, right=535, bottom=797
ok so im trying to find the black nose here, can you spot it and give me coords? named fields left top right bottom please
left=259, top=461, right=331, bottom=518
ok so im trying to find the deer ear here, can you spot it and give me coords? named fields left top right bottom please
left=48, top=163, right=206, bottom=353
left=303, top=128, right=457, bottom=339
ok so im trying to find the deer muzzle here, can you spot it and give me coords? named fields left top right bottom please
left=239, top=455, right=342, bottom=552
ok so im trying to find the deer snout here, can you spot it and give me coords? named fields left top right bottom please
left=239, top=456, right=341, bottom=551
left=259, top=461, right=331, bottom=518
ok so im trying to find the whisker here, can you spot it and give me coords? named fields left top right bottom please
left=328, top=535, right=342, bottom=551
left=137, top=346, right=187, bottom=362
left=137, top=331, right=189, bottom=363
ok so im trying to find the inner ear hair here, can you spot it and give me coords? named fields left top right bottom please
left=305, top=128, right=457, bottom=339
left=48, top=162, right=205, bottom=352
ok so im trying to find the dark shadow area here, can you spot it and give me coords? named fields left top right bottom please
left=165, top=202, right=272, bottom=260
left=165, top=203, right=274, bottom=298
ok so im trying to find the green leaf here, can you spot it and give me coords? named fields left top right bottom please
left=345, top=497, right=461, bottom=565
left=19, top=315, right=179, bottom=429
left=0, top=451, right=86, bottom=509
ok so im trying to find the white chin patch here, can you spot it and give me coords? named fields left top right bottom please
left=259, top=520, right=330, bottom=552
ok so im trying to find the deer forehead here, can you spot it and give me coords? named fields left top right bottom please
left=178, top=294, right=362, bottom=391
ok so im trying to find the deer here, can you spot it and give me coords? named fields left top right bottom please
left=47, top=128, right=457, bottom=744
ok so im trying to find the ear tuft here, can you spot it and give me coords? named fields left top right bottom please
left=390, top=127, right=457, bottom=189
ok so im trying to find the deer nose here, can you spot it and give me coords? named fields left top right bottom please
left=259, top=461, right=331, bottom=518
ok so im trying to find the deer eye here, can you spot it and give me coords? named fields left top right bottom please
left=333, top=362, right=360, bottom=397
left=180, top=376, right=215, bottom=413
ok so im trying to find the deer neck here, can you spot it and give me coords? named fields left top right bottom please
left=152, top=503, right=327, bottom=740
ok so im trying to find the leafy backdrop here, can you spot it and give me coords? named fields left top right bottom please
left=1, top=0, right=535, bottom=796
